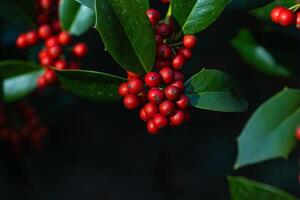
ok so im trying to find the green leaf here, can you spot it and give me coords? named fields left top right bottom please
left=235, top=88, right=300, bottom=169
left=0, top=60, right=41, bottom=79
left=54, top=69, right=126, bottom=102
left=228, top=176, right=299, bottom=200
left=76, top=0, right=149, bottom=9
left=184, top=69, right=248, bottom=112
left=231, top=30, right=291, bottom=78
left=59, top=0, right=95, bottom=36
left=229, top=0, right=274, bottom=10
left=95, top=0, right=155, bottom=74
left=171, top=0, right=230, bottom=34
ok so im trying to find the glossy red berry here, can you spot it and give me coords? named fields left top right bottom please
left=159, top=100, right=175, bottom=117
left=145, top=72, right=162, bottom=87
left=278, top=8, right=295, bottom=26
left=123, top=94, right=140, bottom=109
left=156, top=23, right=172, bottom=38
left=16, top=34, right=27, bottom=49
left=164, top=86, right=180, bottom=101
left=174, top=71, right=185, bottom=82
left=140, top=108, right=150, bottom=122
left=172, top=54, right=186, bottom=70
left=296, top=12, right=300, bottom=29
left=45, top=36, right=59, bottom=47
left=44, top=69, right=56, bottom=83
left=153, top=113, right=169, bottom=129
left=40, top=55, right=53, bottom=66
left=37, top=76, right=47, bottom=89
left=159, top=67, right=174, bottom=84
left=127, top=71, right=140, bottom=80
left=155, top=59, right=171, bottom=70
left=25, top=31, right=38, bottom=46
left=38, top=24, right=52, bottom=39
left=48, top=45, right=62, bottom=59
left=157, top=44, right=172, bottom=59
left=118, top=82, right=130, bottom=97
left=148, top=88, right=165, bottom=104
left=171, top=81, right=185, bottom=92
left=54, top=60, right=67, bottom=70
left=296, top=127, right=300, bottom=141
left=58, top=31, right=71, bottom=45
left=270, top=6, right=285, bottom=23
left=147, top=119, right=159, bottom=135
left=39, top=0, right=51, bottom=10
left=176, top=95, right=189, bottom=109
left=73, top=43, right=88, bottom=58
left=170, top=110, right=185, bottom=126
left=128, top=78, right=144, bottom=94
left=183, top=34, right=197, bottom=49
left=178, top=48, right=192, bottom=59
left=146, top=9, right=161, bottom=26
left=144, top=102, right=158, bottom=117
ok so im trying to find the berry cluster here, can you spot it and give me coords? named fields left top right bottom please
left=15, top=0, right=88, bottom=89
left=118, top=5, right=197, bottom=135
left=0, top=102, right=47, bottom=153
left=270, top=5, right=300, bottom=29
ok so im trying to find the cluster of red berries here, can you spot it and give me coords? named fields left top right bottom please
left=15, top=0, right=88, bottom=89
left=270, top=5, right=300, bottom=29
left=118, top=6, right=197, bottom=135
left=0, top=102, right=47, bottom=153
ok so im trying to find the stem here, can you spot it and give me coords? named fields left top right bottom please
left=163, top=5, right=172, bottom=24
left=289, top=3, right=300, bottom=12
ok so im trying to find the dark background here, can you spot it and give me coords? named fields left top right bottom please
left=0, top=2, right=300, bottom=200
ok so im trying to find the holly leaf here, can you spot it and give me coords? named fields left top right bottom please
left=95, top=0, right=155, bottom=75
left=76, top=0, right=149, bottom=9
left=184, top=69, right=248, bottom=112
left=54, top=69, right=126, bottom=102
left=228, top=0, right=274, bottom=10
left=0, top=60, right=41, bottom=78
left=59, top=0, right=95, bottom=36
left=235, top=88, right=300, bottom=169
left=231, top=30, right=291, bottom=78
left=228, top=176, right=298, bottom=200
left=171, top=0, right=230, bottom=34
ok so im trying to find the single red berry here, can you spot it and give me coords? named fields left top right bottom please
left=123, top=94, right=140, bottom=109
left=146, top=9, right=161, bottom=26
left=16, top=34, right=27, bottom=49
left=171, top=81, right=185, bottom=92
left=155, top=34, right=164, bottom=44
left=159, top=67, right=174, bottom=84
left=38, top=24, right=52, bottom=39
left=156, top=23, right=172, bottom=38
left=183, top=34, right=197, bottom=49
left=278, top=8, right=295, bottom=26
left=54, top=60, right=67, bottom=70
left=172, top=54, right=186, bottom=70
left=157, top=44, right=172, bottom=59
left=127, top=71, right=140, bottom=80
left=164, top=85, right=180, bottom=101
left=174, top=71, right=185, bottom=82
left=128, top=78, right=144, bottom=94
left=38, top=49, right=48, bottom=60
left=37, top=76, right=47, bottom=89
left=176, top=95, right=189, bottom=109
left=25, top=31, right=38, bottom=46
left=295, top=127, right=300, bottom=141
left=159, top=100, right=175, bottom=117
left=154, top=59, right=171, bottom=70
left=147, top=119, right=159, bottom=135
left=178, top=48, right=192, bottom=59
left=140, top=108, right=150, bottom=122
left=297, top=12, right=300, bottom=29
left=270, top=6, right=285, bottom=23
left=145, top=72, right=162, bottom=87
left=44, top=69, right=56, bottom=83
left=48, top=45, right=62, bottom=59
left=148, top=88, right=165, bottom=104
left=118, top=82, right=130, bottom=97
left=170, top=110, right=185, bottom=126
left=153, top=113, right=169, bottom=129
left=39, top=0, right=51, bottom=10
left=144, top=102, right=158, bottom=117
left=45, top=36, right=59, bottom=47
left=58, top=31, right=71, bottom=45
left=40, top=55, right=53, bottom=66
left=73, top=43, right=88, bottom=58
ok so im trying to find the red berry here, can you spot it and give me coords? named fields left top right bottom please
left=144, top=102, right=158, bottom=117
left=147, top=119, right=159, bottom=135
left=160, top=0, right=170, bottom=4
left=174, top=71, right=185, bottom=82
left=159, top=67, right=174, bottom=84
left=38, top=49, right=48, bottom=60
left=153, top=113, right=169, bottom=129
left=157, top=44, right=172, bottom=59
left=128, top=78, right=144, bottom=94
left=123, top=94, right=140, bottom=109
left=145, top=72, right=162, bottom=87
left=148, top=88, right=165, bottom=104
left=278, top=8, right=295, bottom=26
left=156, top=23, right=172, bottom=38
left=154, top=59, right=171, bottom=70
left=45, top=36, right=59, bottom=47
left=172, top=54, right=186, bottom=70
left=140, top=108, right=150, bottom=122
left=73, top=43, right=88, bottom=58
left=127, top=71, right=140, bottom=80
left=58, top=31, right=71, bottom=45
left=171, top=81, right=185, bottom=92
left=155, top=34, right=164, bottom=44
left=183, top=34, right=197, bottom=49
left=270, top=6, right=285, bottom=23
left=44, top=69, right=56, bottom=83
left=297, top=12, right=300, bottom=29
left=40, top=55, right=53, bottom=66
left=39, top=0, right=51, bottom=10
left=37, top=76, right=47, bottom=89
left=54, top=60, right=67, bottom=70
left=48, top=45, right=62, bottom=59
left=159, top=100, right=175, bottom=117
left=296, top=127, right=300, bottom=141
left=170, top=110, right=185, bottom=126
left=38, top=24, right=52, bottom=39
left=118, top=82, right=130, bottom=97
left=178, top=48, right=192, bottom=59
left=164, top=85, right=180, bottom=101
left=146, top=9, right=161, bottom=26
left=52, top=20, right=61, bottom=32
left=176, top=95, right=189, bottom=109
left=16, top=34, right=27, bottom=48
left=25, top=31, right=38, bottom=46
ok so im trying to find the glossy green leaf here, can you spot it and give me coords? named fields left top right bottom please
left=75, top=0, right=94, bottom=9
left=185, top=69, right=248, bottom=112
left=172, top=0, right=230, bottom=34
left=228, top=0, right=274, bottom=10
left=59, top=0, right=95, bottom=36
left=55, top=69, right=126, bottom=102
left=228, top=176, right=298, bottom=200
left=235, top=88, right=300, bottom=169
left=95, top=0, right=155, bottom=75
left=231, top=30, right=291, bottom=77
left=0, top=60, right=41, bottom=79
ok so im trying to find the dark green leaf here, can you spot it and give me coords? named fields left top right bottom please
left=228, top=176, right=298, bottom=200
left=55, top=69, right=126, bottom=102
left=228, top=0, right=274, bottom=10
left=231, top=30, right=291, bottom=77
left=95, top=0, right=155, bottom=74
left=75, top=0, right=94, bottom=9
left=172, top=0, right=230, bottom=34
left=185, top=69, right=248, bottom=112
left=0, top=60, right=41, bottom=79
left=235, top=88, right=300, bottom=169
left=59, top=0, right=95, bottom=36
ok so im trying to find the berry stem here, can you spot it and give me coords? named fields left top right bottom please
left=289, top=3, right=300, bottom=12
